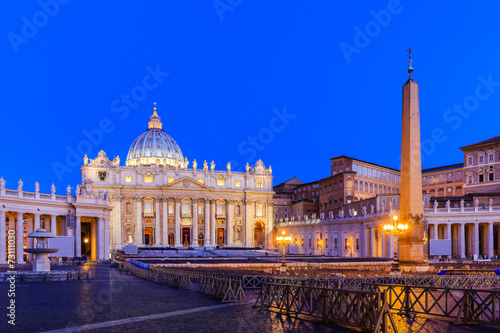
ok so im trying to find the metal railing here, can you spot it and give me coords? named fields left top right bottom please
left=254, top=282, right=397, bottom=332
left=361, top=284, right=500, bottom=326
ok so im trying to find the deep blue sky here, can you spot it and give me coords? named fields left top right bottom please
left=2, top=1, right=500, bottom=194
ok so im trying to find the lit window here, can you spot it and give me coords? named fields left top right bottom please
left=168, top=219, right=173, bottom=224
left=217, top=177, right=225, bottom=186
left=182, top=203, right=189, bottom=214
left=236, top=181, right=241, bottom=188
left=168, top=203, right=174, bottom=214
left=198, top=178, right=204, bottom=184
left=125, top=176, right=132, bottom=183
left=168, top=177, right=174, bottom=183
left=99, top=172, right=107, bottom=181
left=256, top=178, right=263, bottom=189
left=144, top=176, right=153, bottom=183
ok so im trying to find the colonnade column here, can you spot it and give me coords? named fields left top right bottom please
left=211, top=200, right=216, bottom=247
left=446, top=223, right=452, bottom=258
left=363, top=227, right=370, bottom=257
left=226, top=200, right=232, bottom=247
left=459, top=223, right=466, bottom=258
left=34, top=213, right=40, bottom=230
left=75, top=216, right=81, bottom=257
left=473, top=223, right=480, bottom=256
left=388, top=234, right=394, bottom=260
left=487, top=222, right=494, bottom=258
left=192, top=199, right=198, bottom=247
left=370, top=227, right=375, bottom=257
left=50, top=215, right=57, bottom=236
left=0, top=211, right=6, bottom=264
left=162, top=199, right=168, bottom=246
left=381, top=229, right=386, bottom=258
left=433, top=223, right=438, bottom=239
left=104, top=217, right=110, bottom=259
left=204, top=199, right=210, bottom=247
left=155, top=198, right=160, bottom=245
left=16, top=212, right=24, bottom=264
left=174, top=199, right=181, bottom=247
left=245, top=200, right=253, bottom=247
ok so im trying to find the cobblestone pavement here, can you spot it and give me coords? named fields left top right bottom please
left=0, top=265, right=499, bottom=333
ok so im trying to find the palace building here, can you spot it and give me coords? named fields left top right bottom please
left=0, top=104, right=274, bottom=262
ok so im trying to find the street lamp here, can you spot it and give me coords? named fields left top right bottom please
left=276, top=230, right=292, bottom=272
left=383, top=215, right=409, bottom=272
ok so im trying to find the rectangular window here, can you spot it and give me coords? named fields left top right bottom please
left=168, top=219, right=173, bottom=224
left=344, top=238, right=348, bottom=250
left=467, top=176, right=472, bottom=184
left=381, top=198, right=386, bottom=205
left=125, top=176, right=132, bottom=183
left=256, top=178, right=263, bottom=189
left=334, top=238, right=337, bottom=249
left=168, top=204, right=174, bottom=214
left=479, top=156, right=484, bottom=163
left=198, top=178, right=204, bottom=184
left=308, top=239, right=311, bottom=247
left=424, top=197, right=429, bottom=204
left=168, top=177, right=174, bottom=183
left=325, top=238, right=328, bottom=248
left=479, top=174, right=484, bottom=183
left=356, top=238, right=359, bottom=250
left=467, top=157, right=473, bottom=165
left=489, top=173, right=494, bottom=181
left=144, top=176, right=153, bottom=183
left=198, top=219, right=203, bottom=224
left=489, top=154, right=494, bottom=162
left=392, top=198, right=397, bottom=205
left=236, top=180, right=241, bottom=188
left=217, top=179, right=225, bottom=186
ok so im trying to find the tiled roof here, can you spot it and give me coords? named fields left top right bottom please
left=460, top=136, right=500, bottom=150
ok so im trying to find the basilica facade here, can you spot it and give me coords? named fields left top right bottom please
left=80, top=105, right=274, bottom=256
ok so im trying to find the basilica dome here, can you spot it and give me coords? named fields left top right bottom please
left=125, top=104, right=184, bottom=167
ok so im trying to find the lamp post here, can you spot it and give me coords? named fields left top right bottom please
left=383, top=215, right=409, bottom=272
left=276, top=230, right=292, bottom=272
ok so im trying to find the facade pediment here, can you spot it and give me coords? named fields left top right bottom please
left=162, top=176, right=211, bottom=190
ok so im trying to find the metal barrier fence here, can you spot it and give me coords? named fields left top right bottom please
left=198, top=276, right=247, bottom=302
left=127, top=265, right=193, bottom=289
left=254, top=282, right=397, bottom=333
left=362, top=284, right=500, bottom=326
left=341, top=275, right=500, bottom=289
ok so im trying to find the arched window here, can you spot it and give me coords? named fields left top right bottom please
left=355, top=180, right=358, bottom=190
left=198, top=203, right=203, bottom=215
left=168, top=233, right=174, bottom=246
left=145, top=201, right=152, bottom=214
left=198, top=234, right=203, bottom=247
left=364, top=183, right=368, bottom=192
left=369, top=183, right=373, bottom=193
left=455, top=186, right=463, bottom=196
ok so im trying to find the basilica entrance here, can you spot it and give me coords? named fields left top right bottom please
left=217, top=228, right=225, bottom=246
left=81, top=222, right=92, bottom=257
left=182, top=228, right=191, bottom=247
left=144, top=227, right=153, bottom=245
left=254, top=221, right=264, bottom=246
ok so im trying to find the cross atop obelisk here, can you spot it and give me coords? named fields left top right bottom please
left=406, top=46, right=414, bottom=78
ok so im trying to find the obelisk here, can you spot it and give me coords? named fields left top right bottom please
left=398, top=47, right=424, bottom=265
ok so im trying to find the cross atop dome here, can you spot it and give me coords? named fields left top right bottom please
left=148, top=102, right=162, bottom=130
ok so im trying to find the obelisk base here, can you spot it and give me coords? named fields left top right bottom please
left=398, top=240, right=425, bottom=265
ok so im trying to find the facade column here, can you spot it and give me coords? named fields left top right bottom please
left=0, top=211, right=6, bottom=264
left=16, top=212, right=24, bottom=264
left=459, top=223, right=466, bottom=258
left=226, top=200, right=232, bottom=247
left=487, top=222, right=494, bottom=259
left=211, top=200, right=216, bottom=247
left=135, top=199, right=142, bottom=245
left=91, top=220, right=97, bottom=260
left=75, top=216, right=81, bottom=257
left=104, top=217, right=110, bottom=259
left=204, top=199, right=210, bottom=247
left=97, top=217, right=104, bottom=260
left=174, top=198, right=181, bottom=247
left=192, top=199, right=198, bottom=247
left=473, top=223, right=480, bottom=256
left=162, top=199, right=168, bottom=246
left=155, top=198, right=161, bottom=245
left=381, top=228, right=386, bottom=258
left=245, top=200, right=253, bottom=247
left=266, top=201, right=273, bottom=250
left=50, top=215, right=57, bottom=236
left=114, top=197, right=122, bottom=249
left=34, top=213, right=40, bottom=230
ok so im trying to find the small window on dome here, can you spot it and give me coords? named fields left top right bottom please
left=147, top=145, right=150, bottom=148
left=158, top=145, right=161, bottom=148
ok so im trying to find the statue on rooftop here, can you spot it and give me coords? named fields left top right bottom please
left=18, top=179, right=23, bottom=192
left=35, top=181, right=40, bottom=193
